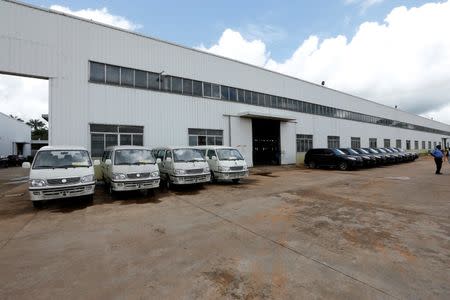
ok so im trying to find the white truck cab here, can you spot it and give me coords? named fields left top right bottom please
left=22, top=146, right=99, bottom=208
left=152, top=147, right=211, bottom=187
left=197, top=146, right=248, bottom=183
left=100, top=146, right=160, bottom=194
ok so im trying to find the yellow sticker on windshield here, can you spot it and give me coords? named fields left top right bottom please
left=139, top=160, right=152, bottom=164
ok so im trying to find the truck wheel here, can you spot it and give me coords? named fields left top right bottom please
left=85, top=195, right=94, bottom=205
left=32, top=201, right=43, bottom=209
left=339, top=162, right=349, bottom=171
left=309, top=161, right=317, bottom=169
left=232, top=179, right=240, bottom=184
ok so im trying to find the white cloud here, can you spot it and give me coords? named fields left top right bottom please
left=197, top=29, right=269, bottom=67
left=201, top=1, right=450, bottom=124
left=0, top=75, right=48, bottom=122
left=50, top=5, right=141, bottom=31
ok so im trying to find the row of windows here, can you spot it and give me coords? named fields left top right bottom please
left=296, top=135, right=440, bottom=153
left=89, top=61, right=450, bottom=136
left=188, top=128, right=223, bottom=146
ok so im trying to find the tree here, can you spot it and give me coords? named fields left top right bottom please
left=26, top=118, right=48, bottom=140
left=26, top=119, right=46, bottom=131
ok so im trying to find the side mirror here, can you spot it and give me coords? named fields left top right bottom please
left=211, top=156, right=217, bottom=160
left=156, top=158, right=161, bottom=164
left=166, top=157, right=172, bottom=162
left=22, top=162, right=31, bottom=169
left=105, top=159, right=112, bottom=165
left=93, top=160, right=100, bottom=166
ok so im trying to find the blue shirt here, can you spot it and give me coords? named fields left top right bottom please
left=431, top=149, right=444, bottom=158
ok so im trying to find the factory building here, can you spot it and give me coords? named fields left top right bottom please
left=1, top=0, right=449, bottom=166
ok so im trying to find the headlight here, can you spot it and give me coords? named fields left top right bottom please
left=346, top=157, right=356, bottom=161
left=218, top=166, right=230, bottom=172
left=150, top=171, right=159, bottom=177
left=174, top=169, right=186, bottom=175
left=30, top=179, right=46, bottom=187
left=203, top=167, right=210, bottom=173
left=112, top=173, right=126, bottom=180
left=80, top=174, right=95, bottom=183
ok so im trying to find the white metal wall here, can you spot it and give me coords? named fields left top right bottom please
left=0, top=1, right=449, bottom=165
left=0, top=113, right=31, bottom=156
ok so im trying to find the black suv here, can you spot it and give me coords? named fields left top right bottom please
left=340, top=148, right=376, bottom=167
left=305, top=148, right=363, bottom=171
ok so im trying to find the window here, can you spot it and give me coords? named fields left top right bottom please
left=396, top=139, right=402, bottom=148
left=351, top=137, right=361, bottom=148
left=296, top=134, right=313, bottom=152
left=188, top=128, right=223, bottom=146
left=384, top=139, right=390, bottom=148
left=90, top=62, right=105, bottom=82
left=327, top=136, right=340, bottom=148
left=172, top=77, right=182, bottom=93
left=120, top=67, right=134, bottom=86
left=422, top=141, right=425, bottom=149
left=161, top=75, right=171, bottom=91
left=229, top=87, right=237, bottom=101
left=251, top=92, right=258, bottom=105
left=106, top=65, right=120, bottom=84
left=182, top=79, right=193, bottom=95
left=221, top=86, right=229, bottom=100
left=238, top=89, right=245, bottom=102
left=193, top=81, right=203, bottom=96
left=406, top=140, right=411, bottom=150
left=244, top=90, right=252, bottom=104
left=135, top=70, right=147, bottom=88
left=203, top=82, right=212, bottom=97
left=148, top=72, right=160, bottom=90
left=414, top=140, right=419, bottom=150
left=369, top=138, right=377, bottom=148
left=433, top=141, right=437, bottom=148
left=212, top=84, right=220, bottom=98
left=90, top=124, right=144, bottom=157
left=428, top=141, right=432, bottom=149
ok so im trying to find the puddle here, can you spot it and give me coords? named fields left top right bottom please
left=385, top=176, right=410, bottom=181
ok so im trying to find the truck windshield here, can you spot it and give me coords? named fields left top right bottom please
left=347, top=149, right=359, bottom=155
left=33, top=150, right=92, bottom=169
left=333, top=149, right=346, bottom=155
left=173, top=149, right=205, bottom=162
left=114, top=149, right=155, bottom=165
left=217, top=149, right=244, bottom=160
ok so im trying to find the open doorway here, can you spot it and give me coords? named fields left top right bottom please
left=0, top=73, right=48, bottom=158
left=252, top=118, right=280, bottom=165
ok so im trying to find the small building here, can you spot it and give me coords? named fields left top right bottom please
left=0, top=112, right=31, bottom=157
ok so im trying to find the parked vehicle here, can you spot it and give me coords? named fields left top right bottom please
left=364, top=148, right=396, bottom=164
left=0, top=155, right=8, bottom=168
left=305, top=148, right=363, bottom=170
left=339, top=148, right=376, bottom=167
left=354, top=148, right=385, bottom=165
left=22, top=146, right=99, bottom=208
left=153, top=147, right=211, bottom=188
left=197, top=146, right=248, bottom=183
left=379, top=148, right=403, bottom=163
left=7, top=154, right=26, bottom=167
left=392, top=147, right=417, bottom=161
left=101, top=146, right=160, bottom=195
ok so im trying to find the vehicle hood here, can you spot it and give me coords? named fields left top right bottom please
left=173, top=161, right=208, bottom=169
left=29, top=167, right=94, bottom=180
left=112, top=164, right=159, bottom=174
left=218, top=160, right=247, bottom=167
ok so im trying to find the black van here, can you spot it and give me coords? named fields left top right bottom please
left=304, top=148, right=363, bottom=171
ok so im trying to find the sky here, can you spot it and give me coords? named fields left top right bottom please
left=1, top=0, right=450, bottom=124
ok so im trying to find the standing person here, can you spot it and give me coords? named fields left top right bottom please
left=447, top=148, right=450, bottom=163
left=431, top=145, right=444, bottom=174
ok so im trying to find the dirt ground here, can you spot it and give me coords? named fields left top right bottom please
left=0, top=157, right=449, bottom=299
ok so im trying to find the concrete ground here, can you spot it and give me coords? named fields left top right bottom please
left=0, top=157, right=449, bottom=299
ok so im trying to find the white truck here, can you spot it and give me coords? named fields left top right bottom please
left=152, top=147, right=210, bottom=188
left=100, top=146, right=160, bottom=195
left=197, top=146, right=248, bottom=183
left=22, top=146, right=99, bottom=208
